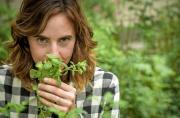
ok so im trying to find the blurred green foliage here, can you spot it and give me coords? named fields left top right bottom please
left=81, top=0, right=180, bottom=118
left=0, top=0, right=179, bottom=118
left=0, top=3, right=16, bottom=63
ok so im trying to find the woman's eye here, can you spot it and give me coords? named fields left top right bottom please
left=37, top=38, right=48, bottom=45
left=61, top=37, right=70, bottom=42
left=58, top=37, right=70, bottom=46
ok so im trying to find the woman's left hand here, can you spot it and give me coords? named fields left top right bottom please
left=38, top=78, right=76, bottom=112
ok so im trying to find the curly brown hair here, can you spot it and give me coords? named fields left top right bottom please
left=7, top=0, right=97, bottom=91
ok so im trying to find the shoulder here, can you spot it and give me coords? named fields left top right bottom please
left=93, top=67, right=119, bottom=88
left=0, top=64, right=13, bottom=77
left=0, top=65, right=14, bottom=85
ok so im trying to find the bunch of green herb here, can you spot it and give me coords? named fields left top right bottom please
left=30, top=54, right=86, bottom=85
left=30, top=54, right=87, bottom=117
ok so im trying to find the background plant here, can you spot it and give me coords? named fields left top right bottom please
left=81, top=0, right=179, bottom=118
left=0, top=3, right=16, bottom=64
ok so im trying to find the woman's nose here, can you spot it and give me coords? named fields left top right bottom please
left=47, top=42, right=64, bottom=61
left=49, top=43, right=60, bottom=56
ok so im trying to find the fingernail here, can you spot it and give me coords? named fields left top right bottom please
left=38, top=83, right=42, bottom=88
left=37, top=90, right=41, bottom=94
left=44, top=78, right=49, bottom=82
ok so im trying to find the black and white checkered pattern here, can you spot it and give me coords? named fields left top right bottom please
left=0, top=65, right=120, bottom=118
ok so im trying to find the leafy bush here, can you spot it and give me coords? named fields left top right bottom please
left=0, top=3, right=16, bottom=63
left=81, top=1, right=179, bottom=117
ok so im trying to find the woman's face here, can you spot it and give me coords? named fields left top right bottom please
left=28, top=13, right=76, bottom=64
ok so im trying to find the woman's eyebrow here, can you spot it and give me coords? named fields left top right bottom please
left=34, top=35, right=74, bottom=40
left=58, top=35, right=73, bottom=40
left=35, top=35, right=49, bottom=39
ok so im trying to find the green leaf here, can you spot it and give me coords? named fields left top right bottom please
left=30, top=69, right=38, bottom=78
left=36, top=62, right=43, bottom=69
left=43, top=61, right=52, bottom=70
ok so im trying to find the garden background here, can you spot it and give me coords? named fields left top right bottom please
left=0, top=0, right=179, bottom=118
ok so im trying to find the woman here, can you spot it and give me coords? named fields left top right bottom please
left=0, top=0, right=120, bottom=117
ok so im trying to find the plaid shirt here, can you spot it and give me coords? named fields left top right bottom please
left=0, top=65, right=120, bottom=118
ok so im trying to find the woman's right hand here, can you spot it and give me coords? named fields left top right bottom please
left=38, top=78, right=76, bottom=112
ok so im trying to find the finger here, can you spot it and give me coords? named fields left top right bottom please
left=43, top=78, right=59, bottom=86
left=60, top=82, right=76, bottom=93
left=43, top=78, right=76, bottom=93
left=38, top=83, right=76, bottom=101
left=39, top=97, right=69, bottom=112
left=38, top=90, right=72, bottom=107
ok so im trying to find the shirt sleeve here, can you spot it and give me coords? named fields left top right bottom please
left=109, top=74, right=120, bottom=118
left=76, top=68, right=120, bottom=118
left=97, top=73, right=120, bottom=118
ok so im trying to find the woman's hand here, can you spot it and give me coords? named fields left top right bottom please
left=38, top=78, right=76, bottom=112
